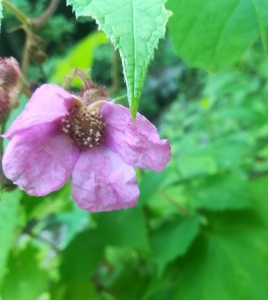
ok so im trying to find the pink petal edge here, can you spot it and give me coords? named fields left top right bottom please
left=3, top=84, right=75, bottom=139
left=71, top=146, right=139, bottom=212
left=100, top=102, right=171, bottom=172
left=3, top=123, right=80, bottom=196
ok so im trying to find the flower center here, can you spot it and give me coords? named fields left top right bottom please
left=61, top=106, right=106, bottom=151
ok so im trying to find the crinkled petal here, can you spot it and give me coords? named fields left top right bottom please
left=71, top=146, right=139, bottom=212
left=100, top=103, right=171, bottom=172
left=3, top=84, right=75, bottom=139
left=3, top=123, right=80, bottom=196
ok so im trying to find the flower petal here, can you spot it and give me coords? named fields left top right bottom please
left=3, top=123, right=79, bottom=196
left=100, top=103, right=171, bottom=171
left=71, top=147, right=139, bottom=212
left=3, top=84, right=75, bottom=139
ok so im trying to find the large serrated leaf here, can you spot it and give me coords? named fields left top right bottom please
left=167, top=0, right=268, bottom=72
left=0, top=190, right=21, bottom=288
left=174, top=210, right=268, bottom=300
left=67, top=0, right=171, bottom=119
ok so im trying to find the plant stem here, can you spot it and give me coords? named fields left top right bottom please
left=158, top=189, right=189, bottom=216
left=2, top=0, right=32, bottom=27
left=32, top=0, right=60, bottom=28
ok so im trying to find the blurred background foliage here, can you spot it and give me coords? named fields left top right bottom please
left=1, top=0, right=268, bottom=300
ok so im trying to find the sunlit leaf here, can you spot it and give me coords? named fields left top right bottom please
left=1, top=245, right=48, bottom=300
left=191, top=171, right=253, bottom=210
left=67, top=0, right=171, bottom=118
left=50, top=280, right=99, bottom=300
left=0, top=190, right=21, bottom=288
left=167, top=0, right=268, bottom=72
left=50, top=31, right=109, bottom=87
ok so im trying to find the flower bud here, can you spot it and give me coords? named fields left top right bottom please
left=0, top=57, right=20, bottom=90
left=80, top=84, right=108, bottom=106
left=0, top=87, right=10, bottom=123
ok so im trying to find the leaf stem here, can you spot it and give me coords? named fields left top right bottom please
left=32, top=0, right=60, bottom=28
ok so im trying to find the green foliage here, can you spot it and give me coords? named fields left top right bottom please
left=50, top=31, right=109, bottom=86
left=150, top=214, right=200, bottom=275
left=2, top=2, right=268, bottom=299
left=0, top=0, right=2, bottom=31
left=167, top=0, right=268, bottom=71
left=174, top=210, right=268, bottom=300
left=0, top=190, right=21, bottom=288
left=67, top=0, right=172, bottom=118
left=1, top=245, right=48, bottom=300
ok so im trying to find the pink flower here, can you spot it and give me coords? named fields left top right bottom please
left=2, top=84, right=171, bottom=212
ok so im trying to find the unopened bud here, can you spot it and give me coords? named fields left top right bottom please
left=80, top=85, right=108, bottom=106
left=0, top=87, right=10, bottom=123
left=0, top=57, right=20, bottom=90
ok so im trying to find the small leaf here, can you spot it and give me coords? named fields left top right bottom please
left=150, top=214, right=200, bottom=275
left=167, top=0, right=268, bottom=72
left=67, top=0, right=171, bottom=119
left=0, top=190, right=21, bottom=288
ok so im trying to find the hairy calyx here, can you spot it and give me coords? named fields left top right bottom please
left=61, top=106, right=106, bottom=151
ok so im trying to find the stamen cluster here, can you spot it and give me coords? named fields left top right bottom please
left=61, top=106, right=106, bottom=151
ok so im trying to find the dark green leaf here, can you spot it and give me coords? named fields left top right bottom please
left=150, top=214, right=200, bottom=275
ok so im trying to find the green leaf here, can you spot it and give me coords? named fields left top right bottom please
left=0, top=190, right=21, bottom=288
left=50, top=31, right=109, bottom=86
left=60, top=229, right=105, bottom=282
left=97, top=207, right=149, bottom=250
left=67, top=0, right=171, bottom=119
left=191, top=171, right=253, bottom=210
left=150, top=214, right=200, bottom=275
left=50, top=280, right=100, bottom=300
left=0, top=0, right=2, bottom=31
left=1, top=245, right=48, bottom=300
left=167, top=0, right=268, bottom=72
left=174, top=210, right=268, bottom=300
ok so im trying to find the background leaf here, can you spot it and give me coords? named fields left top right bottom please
left=0, top=190, right=21, bottom=288
left=150, top=214, right=200, bottom=275
left=1, top=245, right=48, bottom=300
left=67, top=0, right=171, bottom=118
left=50, top=31, right=109, bottom=86
left=167, top=0, right=268, bottom=71
left=174, top=210, right=268, bottom=300
left=0, top=0, right=2, bottom=31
